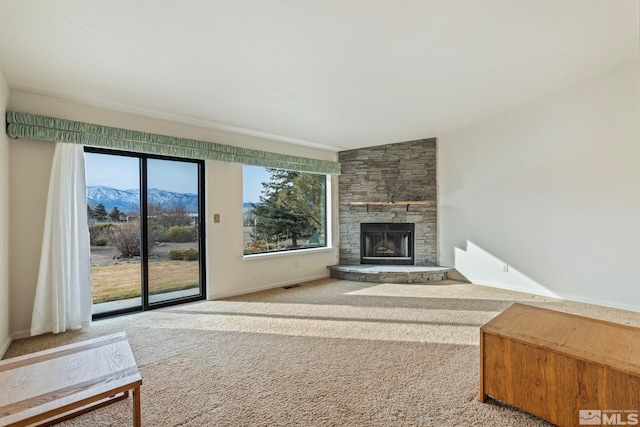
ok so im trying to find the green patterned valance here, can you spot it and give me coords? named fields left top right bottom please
left=6, top=112, right=341, bottom=175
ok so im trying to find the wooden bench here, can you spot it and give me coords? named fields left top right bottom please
left=480, top=303, right=640, bottom=427
left=0, top=332, right=142, bottom=427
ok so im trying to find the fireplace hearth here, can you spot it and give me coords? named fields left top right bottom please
left=361, top=223, right=414, bottom=265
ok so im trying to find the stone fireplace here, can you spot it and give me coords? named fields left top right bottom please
left=360, top=223, right=414, bottom=265
left=337, top=138, right=437, bottom=266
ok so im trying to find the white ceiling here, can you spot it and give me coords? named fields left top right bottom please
left=0, top=1, right=638, bottom=151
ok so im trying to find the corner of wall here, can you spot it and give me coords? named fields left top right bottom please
left=0, top=67, right=11, bottom=356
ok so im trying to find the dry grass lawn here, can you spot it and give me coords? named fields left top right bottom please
left=92, top=261, right=199, bottom=304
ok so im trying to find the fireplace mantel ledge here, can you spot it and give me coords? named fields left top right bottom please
left=339, top=201, right=434, bottom=205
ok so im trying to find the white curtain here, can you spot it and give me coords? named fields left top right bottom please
left=31, top=143, right=92, bottom=335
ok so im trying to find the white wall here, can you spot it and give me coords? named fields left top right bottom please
left=8, top=91, right=339, bottom=337
left=439, top=62, right=640, bottom=311
left=0, top=68, right=10, bottom=355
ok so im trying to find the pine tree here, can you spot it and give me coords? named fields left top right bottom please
left=93, top=203, right=108, bottom=222
left=251, top=169, right=324, bottom=248
left=108, top=206, right=122, bottom=222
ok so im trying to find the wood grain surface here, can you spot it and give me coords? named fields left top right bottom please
left=480, top=303, right=640, bottom=427
left=0, top=332, right=141, bottom=427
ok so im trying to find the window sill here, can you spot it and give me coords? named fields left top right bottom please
left=242, top=246, right=335, bottom=261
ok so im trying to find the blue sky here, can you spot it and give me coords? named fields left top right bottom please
left=84, top=153, right=198, bottom=194
left=148, top=158, right=198, bottom=194
left=85, top=153, right=271, bottom=202
left=243, top=165, right=271, bottom=203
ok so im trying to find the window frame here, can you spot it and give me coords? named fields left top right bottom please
left=85, top=146, right=207, bottom=319
left=242, top=166, right=330, bottom=258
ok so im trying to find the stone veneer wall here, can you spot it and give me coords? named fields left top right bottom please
left=338, top=138, right=437, bottom=265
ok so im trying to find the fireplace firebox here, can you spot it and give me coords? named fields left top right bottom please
left=360, top=223, right=415, bottom=265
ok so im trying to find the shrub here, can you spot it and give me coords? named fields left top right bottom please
left=166, top=225, right=196, bottom=243
left=168, top=248, right=199, bottom=261
left=109, top=221, right=160, bottom=258
left=110, top=222, right=141, bottom=258
left=93, top=236, right=109, bottom=246
left=243, top=240, right=276, bottom=254
left=148, top=220, right=169, bottom=243
left=89, top=223, right=113, bottom=243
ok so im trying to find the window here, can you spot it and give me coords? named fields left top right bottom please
left=243, top=165, right=327, bottom=255
left=85, top=148, right=206, bottom=318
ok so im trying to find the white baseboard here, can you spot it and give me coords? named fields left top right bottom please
left=0, top=335, right=11, bottom=358
left=473, top=280, right=640, bottom=314
left=11, top=330, right=31, bottom=340
left=472, top=280, right=561, bottom=299
left=558, top=292, right=640, bottom=314
left=0, top=330, right=30, bottom=358
left=209, top=273, right=330, bottom=300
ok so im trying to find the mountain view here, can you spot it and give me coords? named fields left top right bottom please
left=87, top=186, right=199, bottom=213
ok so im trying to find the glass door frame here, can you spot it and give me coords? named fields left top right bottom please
left=86, top=147, right=206, bottom=319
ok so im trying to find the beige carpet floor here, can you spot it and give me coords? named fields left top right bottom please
left=5, top=278, right=640, bottom=426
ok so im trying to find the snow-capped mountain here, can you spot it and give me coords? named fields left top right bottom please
left=87, top=186, right=199, bottom=213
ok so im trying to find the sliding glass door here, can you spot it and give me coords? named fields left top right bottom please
left=85, top=148, right=205, bottom=318
left=146, top=158, right=203, bottom=305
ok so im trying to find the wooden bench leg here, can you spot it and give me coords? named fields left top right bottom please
left=133, top=386, right=141, bottom=427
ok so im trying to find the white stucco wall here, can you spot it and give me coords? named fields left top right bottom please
left=8, top=91, right=339, bottom=337
left=0, top=68, right=10, bottom=355
left=439, top=62, right=640, bottom=311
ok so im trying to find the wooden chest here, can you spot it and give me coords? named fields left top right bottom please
left=480, top=303, right=640, bottom=427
